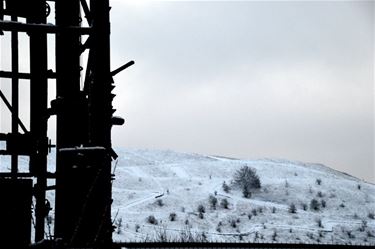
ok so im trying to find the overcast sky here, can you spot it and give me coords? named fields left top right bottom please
left=0, top=1, right=373, bottom=183
left=109, top=0, right=374, bottom=183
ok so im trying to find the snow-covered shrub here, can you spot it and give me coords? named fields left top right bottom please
left=316, top=178, right=322, bottom=185
left=272, top=230, right=277, bottom=241
left=135, top=224, right=140, bottom=232
left=285, top=180, right=289, bottom=188
left=197, top=204, right=205, bottom=213
left=310, top=198, right=320, bottom=211
left=115, top=217, right=123, bottom=234
left=251, top=208, right=258, bottom=216
left=147, top=215, right=158, bottom=225
left=155, top=199, right=164, bottom=207
left=230, top=218, right=237, bottom=228
left=316, top=218, right=323, bottom=228
left=272, top=206, right=277, bottom=213
left=208, top=195, right=218, bottom=210
left=321, top=199, right=326, bottom=208
left=307, top=232, right=314, bottom=239
left=301, top=203, right=308, bottom=211
left=347, top=230, right=355, bottom=239
left=220, top=198, right=229, bottom=209
left=198, top=212, right=204, bottom=219
left=288, top=203, right=297, bottom=214
left=222, top=181, right=230, bottom=193
left=258, top=207, right=263, bottom=213
left=242, top=185, right=251, bottom=198
left=233, top=166, right=261, bottom=193
left=169, top=212, right=177, bottom=221
left=317, top=191, right=324, bottom=198
left=359, top=220, right=367, bottom=232
left=155, top=227, right=169, bottom=242
left=368, top=212, right=375, bottom=219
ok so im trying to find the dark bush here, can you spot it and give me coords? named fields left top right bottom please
left=310, top=199, right=320, bottom=211
left=209, top=195, right=218, bottom=210
left=220, top=198, right=229, bottom=209
left=321, top=199, right=326, bottom=208
left=197, top=204, right=205, bottom=213
left=242, top=185, right=251, bottom=198
left=233, top=166, right=261, bottom=191
left=230, top=219, right=236, bottom=228
left=301, top=203, right=308, bottom=211
left=155, top=199, right=164, bottom=207
left=289, top=203, right=297, bottom=214
left=169, top=212, right=177, bottom=221
left=147, top=215, right=158, bottom=225
left=368, top=212, right=375, bottom=219
left=316, top=218, right=323, bottom=228
left=222, top=181, right=230, bottom=193
left=198, top=212, right=204, bottom=219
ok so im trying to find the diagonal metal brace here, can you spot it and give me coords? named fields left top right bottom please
left=111, top=60, right=135, bottom=77
left=80, top=0, right=92, bottom=26
left=0, top=89, right=28, bottom=133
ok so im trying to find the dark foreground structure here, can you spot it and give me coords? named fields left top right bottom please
left=0, top=0, right=130, bottom=248
left=0, top=1, right=372, bottom=249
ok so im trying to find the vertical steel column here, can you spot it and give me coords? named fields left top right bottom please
left=11, top=15, right=18, bottom=178
left=88, top=0, right=113, bottom=245
left=28, top=0, right=48, bottom=242
left=54, top=0, right=86, bottom=245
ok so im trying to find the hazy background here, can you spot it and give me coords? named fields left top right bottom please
left=110, top=0, right=374, bottom=182
left=0, top=0, right=374, bottom=183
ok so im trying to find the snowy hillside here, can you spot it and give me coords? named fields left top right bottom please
left=0, top=144, right=374, bottom=244
left=111, top=149, right=375, bottom=244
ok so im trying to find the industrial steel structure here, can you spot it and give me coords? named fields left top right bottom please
left=0, top=0, right=131, bottom=248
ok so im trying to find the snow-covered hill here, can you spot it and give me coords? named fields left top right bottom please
left=111, top=149, right=375, bottom=244
left=0, top=145, right=374, bottom=244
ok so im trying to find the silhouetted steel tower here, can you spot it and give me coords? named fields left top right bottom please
left=0, top=1, right=130, bottom=248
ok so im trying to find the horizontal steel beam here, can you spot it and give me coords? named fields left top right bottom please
left=0, top=70, right=56, bottom=79
left=0, top=172, right=56, bottom=178
left=0, top=21, right=91, bottom=34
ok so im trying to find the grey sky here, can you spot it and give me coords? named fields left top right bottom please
left=109, top=0, right=374, bottom=182
left=0, top=1, right=373, bottom=183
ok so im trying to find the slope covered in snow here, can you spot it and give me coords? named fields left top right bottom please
left=111, top=149, right=375, bottom=244
left=0, top=144, right=374, bottom=244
